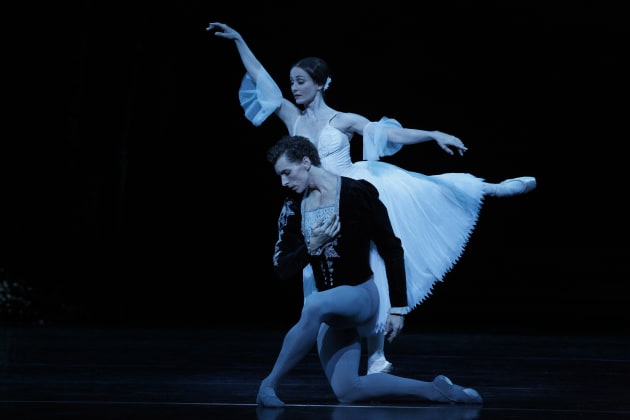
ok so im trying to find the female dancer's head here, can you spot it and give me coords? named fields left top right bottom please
left=290, top=57, right=332, bottom=106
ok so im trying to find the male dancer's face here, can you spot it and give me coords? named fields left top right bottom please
left=274, top=155, right=311, bottom=194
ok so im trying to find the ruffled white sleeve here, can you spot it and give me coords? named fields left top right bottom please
left=362, top=117, right=404, bottom=161
left=238, top=69, right=283, bottom=127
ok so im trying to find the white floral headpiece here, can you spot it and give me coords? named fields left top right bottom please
left=323, top=76, right=332, bottom=91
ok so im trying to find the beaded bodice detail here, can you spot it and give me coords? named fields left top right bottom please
left=301, top=176, right=341, bottom=245
left=302, top=205, right=336, bottom=246
left=301, top=176, right=341, bottom=289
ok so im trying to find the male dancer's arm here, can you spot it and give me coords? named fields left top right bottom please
left=272, top=196, right=309, bottom=281
left=355, top=179, right=409, bottom=341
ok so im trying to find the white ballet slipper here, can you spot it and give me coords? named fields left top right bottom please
left=367, top=355, right=393, bottom=375
left=492, top=176, right=537, bottom=197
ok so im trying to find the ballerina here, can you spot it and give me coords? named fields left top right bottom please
left=206, top=21, right=536, bottom=375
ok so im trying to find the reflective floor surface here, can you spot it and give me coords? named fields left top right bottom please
left=1, top=327, right=628, bottom=419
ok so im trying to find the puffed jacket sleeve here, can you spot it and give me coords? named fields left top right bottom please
left=273, top=195, right=310, bottom=281
left=355, top=180, right=408, bottom=308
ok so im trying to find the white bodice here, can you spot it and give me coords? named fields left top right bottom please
left=293, top=115, right=353, bottom=175
left=315, top=123, right=354, bottom=175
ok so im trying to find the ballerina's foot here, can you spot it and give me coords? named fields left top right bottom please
left=256, top=385, right=285, bottom=408
left=493, top=176, right=537, bottom=197
left=367, top=355, right=394, bottom=375
left=432, top=375, right=483, bottom=404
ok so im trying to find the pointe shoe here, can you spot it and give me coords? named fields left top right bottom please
left=367, top=356, right=393, bottom=375
left=256, top=386, right=285, bottom=408
left=493, top=176, right=537, bottom=197
left=432, top=375, right=483, bottom=404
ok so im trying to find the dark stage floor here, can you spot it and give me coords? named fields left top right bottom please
left=1, top=327, right=628, bottom=419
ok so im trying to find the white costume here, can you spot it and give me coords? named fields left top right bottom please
left=240, top=70, right=485, bottom=333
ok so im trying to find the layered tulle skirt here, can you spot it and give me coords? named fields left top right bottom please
left=304, top=161, right=486, bottom=333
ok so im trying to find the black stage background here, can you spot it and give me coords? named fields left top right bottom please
left=2, top=2, right=628, bottom=335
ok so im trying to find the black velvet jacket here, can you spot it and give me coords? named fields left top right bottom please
left=273, top=177, right=408, bottom=308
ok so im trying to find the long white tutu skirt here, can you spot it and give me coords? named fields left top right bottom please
left=303, top=160, right=485, bottom=333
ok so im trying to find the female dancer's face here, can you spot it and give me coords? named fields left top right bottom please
left=274, top=155, right=311, bottom=194
left=289, top=67, right=320, bottom=106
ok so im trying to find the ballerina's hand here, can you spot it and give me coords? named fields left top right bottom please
left=206, top=22, right=239, bottom=40
left=433, top=131, right=468, bottom=156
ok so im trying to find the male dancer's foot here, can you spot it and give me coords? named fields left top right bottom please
left=431, top=375, right=483, bottom=404
left=256, top=382, right=285, bottom=408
